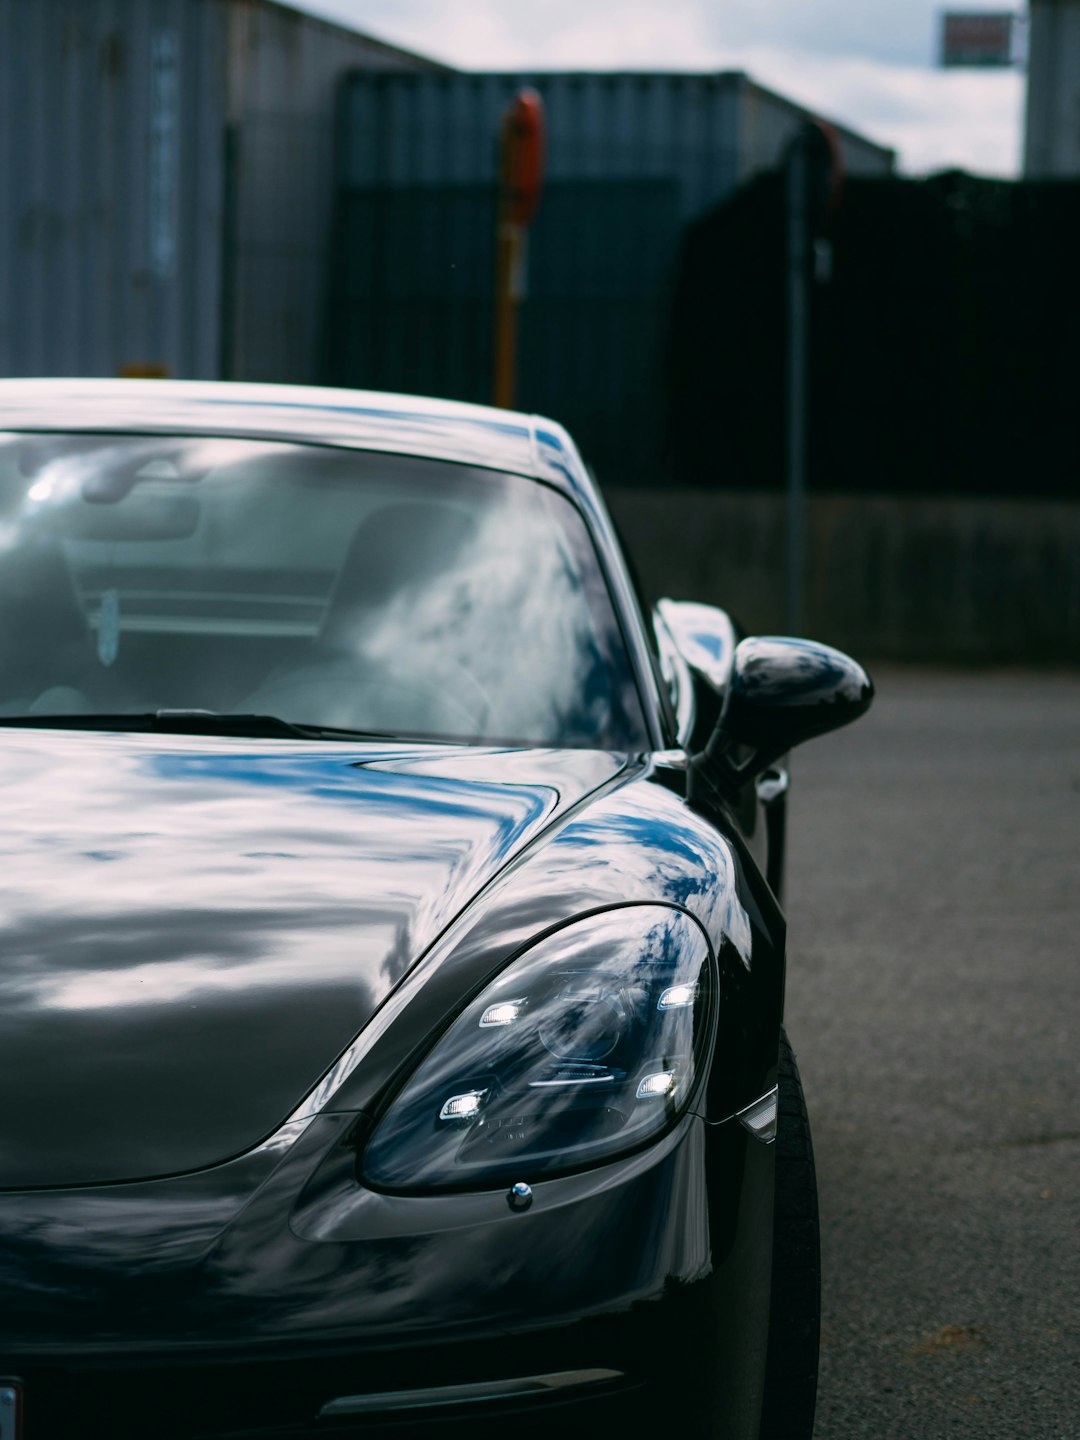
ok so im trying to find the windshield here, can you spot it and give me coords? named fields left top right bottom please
left=0, top=433, right=648, bottom=749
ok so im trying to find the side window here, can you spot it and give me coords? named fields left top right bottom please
left=601, top=507, right=679, bottom=745
left=652, top=608, right=695, bottom=748
left=652, top=611, right=678, bottom=703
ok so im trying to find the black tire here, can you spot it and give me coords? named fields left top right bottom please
left=758, top=1029, right=821, bottom=1440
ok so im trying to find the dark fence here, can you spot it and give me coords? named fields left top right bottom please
left=666, top=171, right=1080, bottom=498
left=326, top=178, right=680, bottom=485
left=326, top=169, right=1080, bottom=499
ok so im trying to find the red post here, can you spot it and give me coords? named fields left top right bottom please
left=493, top=89, right=546, bottom=409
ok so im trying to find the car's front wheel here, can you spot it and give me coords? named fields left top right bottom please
left=757, top=1029, right=821, bottom=1440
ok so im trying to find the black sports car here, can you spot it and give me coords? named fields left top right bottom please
left=0, top=380, right=871, bottom=1440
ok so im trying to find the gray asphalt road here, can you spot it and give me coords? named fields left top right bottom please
left=782, top=667, right=1080, bottom=1440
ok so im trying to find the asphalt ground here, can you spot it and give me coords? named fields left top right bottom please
left=782, top=666, right=1080, bottom=1440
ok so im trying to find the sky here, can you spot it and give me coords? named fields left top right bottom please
left=289, top=0, right=1026, bottom=176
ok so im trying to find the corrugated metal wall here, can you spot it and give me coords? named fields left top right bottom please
left=330, top=183, right=498, bottom=400
left=330, top=176, right=680, bottom=481
left=338, top=70, right=894, bottom=214
left=222, top=0, right=439, bottom=385
left=339, top=72, right=748, bottom=218
left=1, top=16, right=895, bottom=397
left=0, top=0, right=439, bottom=384
left=331, top=73, right=751, bottom=482
left=0, top=0, right=226, bottom=379
left=331, top=70, right=893, bottom=480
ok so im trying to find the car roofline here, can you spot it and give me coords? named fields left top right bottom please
left=0, top=377, right=575, bottom=486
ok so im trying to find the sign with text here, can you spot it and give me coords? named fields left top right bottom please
left=941, top=12, right=1018, bottom=67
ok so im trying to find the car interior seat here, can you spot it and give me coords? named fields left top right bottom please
left=0, top=541, right=96, bottom=715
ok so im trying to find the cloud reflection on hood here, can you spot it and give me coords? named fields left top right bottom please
left=0, top=728, right=614, bottom=1187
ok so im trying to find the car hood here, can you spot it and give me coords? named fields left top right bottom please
left=0, top=728, right=627, bottom=1189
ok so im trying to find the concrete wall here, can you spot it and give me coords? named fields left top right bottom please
left=606, top=489, right=1080, bottom=662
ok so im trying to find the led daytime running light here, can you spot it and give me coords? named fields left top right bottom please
left=438, top=1090, right=488, bottom=1123
left=479, top=999, right=526, bottom=1027
left=657, top=983, right=697, bottom=1010
left=636, top=1071, right=677, bottom=1100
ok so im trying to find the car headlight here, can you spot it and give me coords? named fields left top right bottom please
left=362, top=905, right=714, bottom=1191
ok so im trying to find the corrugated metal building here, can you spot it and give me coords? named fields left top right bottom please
left=330, top=71, right=895, bottom=481
left=2, top=10, right=895, bottom=455
left=338, top=70, right=895, bottom=206
left=0, top=0, right=440, bottom=383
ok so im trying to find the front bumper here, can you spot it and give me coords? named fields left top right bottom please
left=0, top=1111, right=774, bottom=1439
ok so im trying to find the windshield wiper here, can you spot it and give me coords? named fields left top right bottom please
left=0, top=711, right=402, bottom=742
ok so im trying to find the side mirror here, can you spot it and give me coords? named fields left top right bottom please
left=700, top=636, right=873, bottom=792
left=656, top=598, right=738, bottom=694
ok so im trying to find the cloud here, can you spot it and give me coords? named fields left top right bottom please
left=313, top=0, right=719, bottom=69
left=691, top=0, right=962, bottom=69
left=309, top=0, right=935, bottom=66
left=722, top=46, right=1024, bottom=176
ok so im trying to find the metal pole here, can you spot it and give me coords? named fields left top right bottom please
left=218, top=124, right=240, bottom=381
left=492, top=220, right=524, bottom=409
left=492, top=89, right=544, bottom=409
left=785, top=137, right=809, bottom=636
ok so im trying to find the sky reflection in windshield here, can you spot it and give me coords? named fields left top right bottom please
left=0, top=435, right=647, bottom=748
